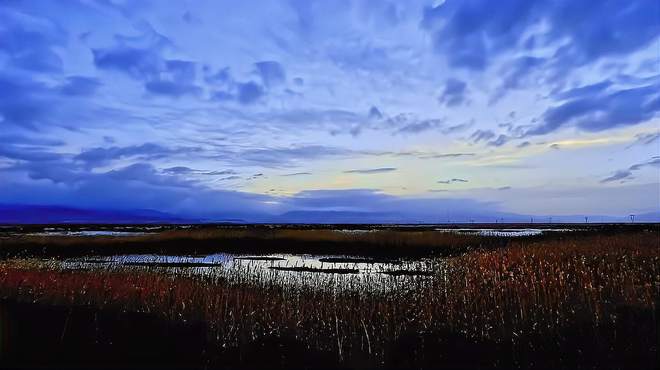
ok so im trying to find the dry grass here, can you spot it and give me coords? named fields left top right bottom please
left=0, top=229, right=658, bottom=367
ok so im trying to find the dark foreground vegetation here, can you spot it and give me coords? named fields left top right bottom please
left=0, top=225, right=658, bottom=369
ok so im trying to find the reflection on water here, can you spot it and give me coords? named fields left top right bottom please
left=434, top=228, right=573, bottom=237
left=27, top=230, right=147, bottom=237
left=62, top=252, right=437, bottom=286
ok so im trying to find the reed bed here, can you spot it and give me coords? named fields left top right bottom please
left=0, top=227, right=513, bottom=258
left=0, top=230, right=658, bottom=368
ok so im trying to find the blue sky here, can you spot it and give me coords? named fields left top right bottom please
left=0, top=0, right=659, bottom=222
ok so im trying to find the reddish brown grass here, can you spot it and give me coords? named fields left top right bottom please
left=0, top=230, right=657, bottom=366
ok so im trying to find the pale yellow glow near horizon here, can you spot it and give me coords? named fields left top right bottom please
left=241, top=122, right=658, bottom=197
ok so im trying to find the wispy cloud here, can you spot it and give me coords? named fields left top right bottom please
left=344, top=167, right=397, bottom=174
left=601, top=158, right=660, bottom=183
left=437, top=178, right=468, bottom=184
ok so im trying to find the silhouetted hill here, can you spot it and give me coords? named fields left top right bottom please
left=0, top=204, right=189, bottom=224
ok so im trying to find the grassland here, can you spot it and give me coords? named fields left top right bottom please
left=0, top=225, right=658, bottom=369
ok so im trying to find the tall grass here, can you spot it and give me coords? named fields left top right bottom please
left=0, top=230, right=658, bottom=368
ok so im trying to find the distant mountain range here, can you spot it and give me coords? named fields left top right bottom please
left=0, top=205, right=191, bottom=224
left=0, top=204, right=658, bottom=224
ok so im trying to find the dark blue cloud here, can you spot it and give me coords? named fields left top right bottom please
left=236, top=145, right=350, bottom=167
left=527, top=81, right=660, bottom=136
left=75, top=143, right=201, bottom=169
left=627, top=132, right=660, bottom=148
left=0, top=7, right=65, bottom=73
left=93, top=31, right=200, bottom=98
left=0, top=73, right=51, bottom=129
left=601, top=158, right=660, bottom=183
left=422, top=0, right=659, bottom=71
left=58, top=76, right=101, bottom=96
left=600, top=170, right=633, bottom=183
left=438, top=78, right=468, bottom=107
left=162, top=167, right=236, bottom=176
left=255, top=61, right=286, bottom=87
left=396, top=119, right=443, bottom=134
left=282, top=172, right=312, bottom=177
left=92, top=46, right=161, bottom=80
left=470, top=129, right=495, bottom=143
left=489, top=134, right=509, bottom=147
left=144, top=80, right=201, bottom=97
left=368, top=106, right=383, bottom=120
left=437, top=178, right=468, bottom=184
left=204, top=66, right=231, bottom=85
left=236, top=81, right=264, bottom=104
left=344, top=167, right=397, bottom=174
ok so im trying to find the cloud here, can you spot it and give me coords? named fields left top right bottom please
left=601, top=158, right=660, bottom=183
left=489, top=134, right=509, bottom=147
left=527, top=81, right=660, bottom=136
left=58, top=76, right=101, bottom=96
left=438, top=78, right=468, bottom=107
left=627, top=132, right=660, bottom=148
left=442, top=121, right=474, bottom=134
left=420, top=153, right=475, bottom=159
left=144, top=79, right=202, bottom=97
left=92, top=46, right=162, bottom=80
left=396, top=119, right=443, bottom=134
left=282, top=172, right=312, bottom=177
left=600, top=170, right=634, bottom=183
left=162, top=167, right=236, bottom=176
left=421, top=0, right=659, bottom=72
left=437, top=178, right=468, bottom=184
left=470, top=129, right=495, bottom=143
left=0, top=73, right=52, bottom=129
left=75, top=143, right=201, bottom=169
left=218, top=175, right=241, bottom=181
left=343, top=167, right=397, bottom=174
left=368, top=106, right=383, bottom=120
left=236, top=81, right=264, bottom=104
left=255, top=61, right=286, bottom=87
left=0, top=7, right=65, bottom=73
left=234, top=145, right=351, bottom=167
left=92, top=27, right=200, bottom=98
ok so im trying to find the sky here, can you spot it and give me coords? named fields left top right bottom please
left=0, top=0, right=659, bottom=222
